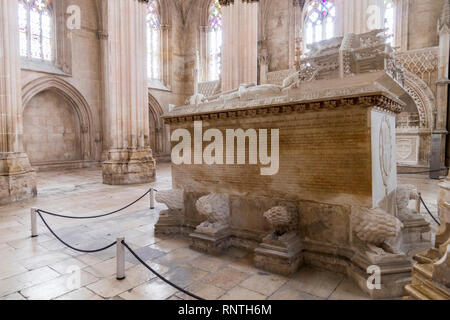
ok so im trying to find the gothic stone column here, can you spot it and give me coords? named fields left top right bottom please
left=221, top=0, right=259, bottom=92
left=102, top=0, right=156, bottom=185
left=0, top=0, right=36, bottom=204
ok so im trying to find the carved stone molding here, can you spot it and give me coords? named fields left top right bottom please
left=396, top=47, right=439, bottom=85
left=403, top=70, right=436, bottom=129
left=164, top=94, right=404, bottom=124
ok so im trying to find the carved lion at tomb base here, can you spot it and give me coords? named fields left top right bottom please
left=351, top=207, right=404, bottom=255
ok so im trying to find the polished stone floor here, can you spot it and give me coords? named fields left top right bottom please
left=0, top=164, right=441, bottom=300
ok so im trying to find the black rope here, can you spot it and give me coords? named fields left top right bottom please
left=37, top=188, right=153, bottom=219
left=37, top=212, right=116, bottom=253
left=122, top=240, right=205, bottom=300
left=419, top=196, right=440, bottom=226
left=398, top=168, right=447, bottom=175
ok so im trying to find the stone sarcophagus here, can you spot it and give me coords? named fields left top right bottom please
left=158, top=30, right=425, bottom=299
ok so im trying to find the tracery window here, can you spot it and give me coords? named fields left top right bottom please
left=384, top=0, right=395, bottom=46
left=207, top=0, right=223, bottom=81
left=147, top=0, right=161, bottom=80
left=304, top=0, right=336, bottom=46
left=18, top=0, right=53, bottom=62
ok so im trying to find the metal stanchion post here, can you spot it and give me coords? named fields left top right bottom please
left=417, top=192, right=422, bottom=213
left=150, top=189, right=155, bottom=209
left=31, top=208, right=38, bottom=238
left=116, top=237, right=126, bottom=280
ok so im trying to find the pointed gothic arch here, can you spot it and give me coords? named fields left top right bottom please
left=148, top=93, right=169, bottom=160
left=22, top=76, right=96, bottom=162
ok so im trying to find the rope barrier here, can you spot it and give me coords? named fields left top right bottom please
left=419, top=196, right=440, bottom=226
left=122, top=240, right=205, bottom=300
left=31, top=187, right=203, bottom=300
left=37, top=212, right=116, bottom=253
left=37, top=188, right=154, bottom=219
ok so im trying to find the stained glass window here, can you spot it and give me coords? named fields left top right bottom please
left=304, top=0, right=336, bottom=46
left=18, top=0, right=53, bottom=62
left=147, top=0, right=161, bottom=80
left=208, top=0, right=223, bottom=81
left=384, top=0, right=395, bottom=46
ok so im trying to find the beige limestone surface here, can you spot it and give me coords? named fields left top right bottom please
left=0, top=164, right=440, bottom=300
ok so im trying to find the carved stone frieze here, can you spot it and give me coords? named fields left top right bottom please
left=164, top=93, right=404, bottom=124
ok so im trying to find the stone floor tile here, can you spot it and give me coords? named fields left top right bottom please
left=127, top=233, right=158, bottom=247
left=55, top=287, right=104, bottom=300
left=87, top=265, right=156, bottom=298
left=84, top=258, right=134, bottom=278
left=286, top=267, right=344, bottom=299
left=19, top=251, right=72, bottom=270
left=201, top=267, right=250, bottom=291
left=328, top=279, right=370, bottom=300
left=119, top=279, right=178, bottom=300
left=7, top=234, right=52, bottom=249
left=178, top=282, right=226, bottom=300
left=21, top=271, right=99, bottom=300
left=0, top=267, right=60, bottom=297
left=48, top=258, right=88, bottom=275
left=187, top=255, right=228, bottom=273
left=0, top=262, right=28, bottom=280
left=165, top=266, right=209, bottom=288
left=149, top=238, right=190, bottom=253
left=0, top=292, right=26, bottom=300
left=75, top=254, right=104, bottom=267
left=268, top=284, right=322, bottom=300
left=239, top=273, right=288, bottom=296
left=154, top=247, right=202, bottom=269
left=219, top=286, right=267, bottom=300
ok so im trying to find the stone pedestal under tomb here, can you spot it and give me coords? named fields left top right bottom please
left=158, top=31, right=428, bottom=298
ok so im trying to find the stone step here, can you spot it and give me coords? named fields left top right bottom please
left=406, top=278, right=450, bottom=300
left=414, top=248, right=440, bottom=264
left=405, top=284, right=430, bottom=300
left=413, top=263, right=433, bottom=280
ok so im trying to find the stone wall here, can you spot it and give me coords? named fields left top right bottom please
left=171, top=107, right=374, bottom=209
left=20, top=0, right=103, bottom=168
left=23, top=90, right=82, bottom=164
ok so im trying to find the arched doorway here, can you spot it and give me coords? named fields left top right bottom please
left=148, top=93, right=170, bottom=161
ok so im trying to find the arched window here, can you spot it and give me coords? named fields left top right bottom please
left=304, top=0, right=336, bottom=46
left=207, top=0, right=223, bottom=81
left=147, top=0, right=161, bottom=80
left=384, top=0, right=395, bottom=46
left=18, top=0, right=53, bottom=62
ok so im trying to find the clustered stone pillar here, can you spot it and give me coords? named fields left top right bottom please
left=102, top=0, right=156, bottom=185
left=221, top=0, right=259, bottom=92
left=0, top=0, right=36, bottom=205
left=439, top=0, right=450, bottom=168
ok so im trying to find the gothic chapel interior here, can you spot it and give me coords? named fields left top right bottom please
left=0, top=0, right=449, bottom=301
